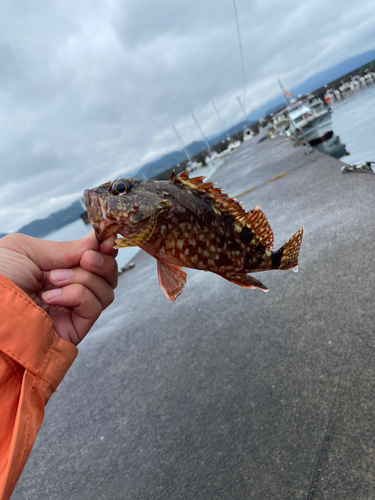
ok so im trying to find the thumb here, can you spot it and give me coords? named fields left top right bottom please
left=25, top=231, right=99, bottom=271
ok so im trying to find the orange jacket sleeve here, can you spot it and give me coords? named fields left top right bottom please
left=0, top=274, right=78, bottom=500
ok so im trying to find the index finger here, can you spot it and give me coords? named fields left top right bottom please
left=3, top=232, right=99, bottom=272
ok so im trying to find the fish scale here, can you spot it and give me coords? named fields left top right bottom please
left=152, top=216, right=239, bottom=274
left=84, top=170, right=304, bottom=301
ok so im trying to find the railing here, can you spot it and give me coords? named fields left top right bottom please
left=293, top=127, right=312, bottom=153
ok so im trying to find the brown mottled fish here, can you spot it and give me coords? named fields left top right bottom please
left=84, top=170, right=303, bottom=301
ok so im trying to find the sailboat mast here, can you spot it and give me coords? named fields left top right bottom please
left=190, top=110, right=211, bottom=150
left=233, top=0, right=246, bottom=103
left=237, top=97, right=250, bottom=125
left=172, top=124, right=192, bottom=163
left=211, top=100, right=230, bottom=139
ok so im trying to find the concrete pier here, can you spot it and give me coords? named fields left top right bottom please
left=13, top=136, right=375, bottom=499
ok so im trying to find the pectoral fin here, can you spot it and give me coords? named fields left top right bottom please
left=157, top=261, right=187, bottom=301
left=220, top=273, right=269, bottom=292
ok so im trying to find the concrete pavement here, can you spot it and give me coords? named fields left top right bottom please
left=13, top=136, right=375, bottom=499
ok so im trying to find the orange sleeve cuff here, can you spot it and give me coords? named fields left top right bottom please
left=0, top=273, right=78, bottom=388
left=0, top=273, right=78, bottom=500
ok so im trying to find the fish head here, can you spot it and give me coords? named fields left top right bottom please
left=84, top=178, right=167, bottom=243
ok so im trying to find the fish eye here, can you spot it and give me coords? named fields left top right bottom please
left=111, top=178, right=133, bottom=195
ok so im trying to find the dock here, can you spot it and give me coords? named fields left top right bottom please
left=14, top=135, right=375, bottom=499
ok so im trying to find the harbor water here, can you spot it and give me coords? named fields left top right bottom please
left=331, top=85, right=375, bottom=164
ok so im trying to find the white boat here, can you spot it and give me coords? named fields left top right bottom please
left=364, top=73, right=374, bottom=85
left=272, top=113, right=289, bottom=135
left=242, top=127, right=254, bottom=141
left=187, top=160, right=203, bottom=170
left=349, top=76, right=361, bottom=92
left=205, top=151, right=219, bottom=163
left=258, top=117, right=270, bottom=131
left=218, top=140, right=242, bottom=159
left=339, top=81, right=351, bottom=97
left=227, top=140, right=241, bottom=151
left=306, top=96, right=329, bottom=116
left=333, top=89, right=342, bottom=101
left=287, top=102, right=332, bottom=142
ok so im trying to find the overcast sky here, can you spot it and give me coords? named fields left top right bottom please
left=1, top=0, right=375, bottom=233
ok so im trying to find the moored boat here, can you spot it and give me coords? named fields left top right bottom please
left=287, top=102, right=332, bottom=143
left=242, top=127, right=254, bottom=141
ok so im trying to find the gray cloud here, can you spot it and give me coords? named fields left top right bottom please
left=1, top=0, right=375, bottom=232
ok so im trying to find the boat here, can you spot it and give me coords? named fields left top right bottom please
left=217, top=141, right=241, bottom=159
left=272, top=113, right=289, bottom=135
left=258, top=117, right=271, bottom=131
left=333, top=89, right=342, bottom=101
left=205, top=151, right=219, bottom=164
left=287, top=102, right=332, bottom=143
left=242, top=127, right=254, bottom=141
left=349, top=77, right=361, bottom=92
left=226, top=140, right=241, bottom=151
left=187, top=160, right=203, bottom=171
left=339, top=81, right=351, bottom=97
left=306, top=96, right=330, bottom=115
left=364, top=73, right=374, bottom=85
left=311, top=133, right=349, bottom=159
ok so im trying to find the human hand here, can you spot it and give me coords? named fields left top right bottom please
left=0, top=232, right=118, bottom=345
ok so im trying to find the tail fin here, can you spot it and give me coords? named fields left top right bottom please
left=276, top=226, right=304, bottom=270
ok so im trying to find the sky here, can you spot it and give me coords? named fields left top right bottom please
left=1, top=0, right=375, bottom=233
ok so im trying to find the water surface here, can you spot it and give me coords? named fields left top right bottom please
left=332, top=86, right=375, bottom=164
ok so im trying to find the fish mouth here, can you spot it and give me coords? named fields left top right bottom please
left=84, top=189, right=120, bottom=243
left=84, top=189, right=100, bottom=221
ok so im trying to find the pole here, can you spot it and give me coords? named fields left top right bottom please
left=211, top=100, right=230, bottom=139
left=172, top=124, right=192, bottom=163
left=237, top=97, right=250, bottom=125
left=277, top=78, right=290, bottom=105
left=190, top=110, right=211, bottom=150
left=233, top=0, right=246, bottom=103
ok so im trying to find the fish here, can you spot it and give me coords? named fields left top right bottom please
left=84, top=170, right=303, bottom=301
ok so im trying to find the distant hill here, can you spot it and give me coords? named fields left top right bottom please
left=264, top=103, right=288, bottom=117
left=208, top=120, right=257, bottom=141
left=137, top=120, right=255, bottom=179
left=137, top=149, right=190, bottom=179
left=1, top=200, right=83, bottom=239
left=293, top=50, right=375, bottom=97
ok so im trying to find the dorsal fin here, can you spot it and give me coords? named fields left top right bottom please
left=171, top=169, right=246, bottom=219
left=240, top=206, right=274, bottom=250
left=169, top=169, right=176, bottom=182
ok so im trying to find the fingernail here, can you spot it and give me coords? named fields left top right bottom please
left=50, top=269, right=72, bottom=282
left=42, top=288, right=62, bottom=301
left=88, top=250, right=104, bottom=268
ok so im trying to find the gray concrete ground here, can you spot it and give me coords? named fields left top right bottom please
left=13, top=136, right=375, bottom=499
